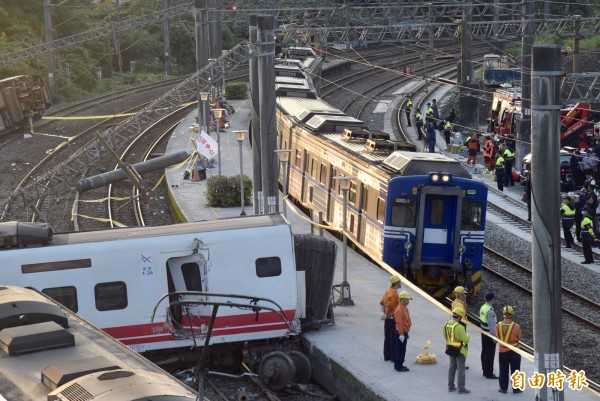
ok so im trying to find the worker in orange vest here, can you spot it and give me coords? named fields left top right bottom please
left=483, top=135, right=497, bottom=170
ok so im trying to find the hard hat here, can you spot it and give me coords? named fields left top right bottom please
left=398, top=291, right=413, bottom=300
left=452, top=307, right=465, bottom=318
left=453, top=286, right=468, bottom=295
left=390, top=275, right=401, bottom=284
left=502, top=305, right=515, bottom=316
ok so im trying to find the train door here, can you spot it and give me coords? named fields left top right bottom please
left=166, top=253, right=210, bottom=329
left=417, top=187, right=462, bottom=266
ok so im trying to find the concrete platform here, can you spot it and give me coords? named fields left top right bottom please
left=164, top=98, right=600, bottom=401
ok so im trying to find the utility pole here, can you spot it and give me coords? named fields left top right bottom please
left=256, top=14, right=278, bottom=214
left=163, top=0, right=171, bottom=76
left=531, top=44, right=563, bottom=401
left=44, top=0, right=57, bottom=103
left=249, top=15, right=262, bottom=214
left=573, top=15, right=581, bottom=73
left=195, top=0, right=209, bottom=136
left=111, top=22, right=123, bottom=74
left=208, top=0, right=223, bottom=94
left=517, top=0, right=535, bottom=164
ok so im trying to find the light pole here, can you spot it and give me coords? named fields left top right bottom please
left=234, top=130, right=247, bottom=216
left=275, top=149, right=292, bottom=217
left=333, top=175, right=355, bottom=306
left=199, top=91, right=209, bottom=134
left=212, top=108, right=225, bottom=176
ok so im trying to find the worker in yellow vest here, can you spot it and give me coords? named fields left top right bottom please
left=443, top=307, right=470, bottom=394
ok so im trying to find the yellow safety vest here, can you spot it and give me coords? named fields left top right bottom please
left=444, top=320, right=462, bottom=347
left=561, top=204, right=575, bottom=218
left=479, top=303, right=495, bottom=332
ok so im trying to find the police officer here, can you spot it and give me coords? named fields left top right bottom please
left=415, top=110, right=423, bottom=138
left=380, top=275, right=401, bottom=362
left=561, top=196, right=576, bottom=248
left=443, top=120, right=453, bottom=145
left=405, top=96, right=413, bottom=127
left=581, top=206, right=595, bottom=264
left=425, top=102, right=434, bottom=124
left=495, top=306, right=522, bottom=394
left=495, top=154, right=506, bottom=192
left=479, top=291, right=498, bottom=379
left=575, top=190, right=587, bottom=242
left=502, top=145, right=516, bottom=187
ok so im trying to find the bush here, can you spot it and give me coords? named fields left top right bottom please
left=205, top=174, right=253, bottom=207
left=225, top=82, right=248, bottom=99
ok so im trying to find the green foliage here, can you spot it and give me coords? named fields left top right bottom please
left=205, top=174, right=252, bottom=207
left=225, top=82, right=248, bottom=99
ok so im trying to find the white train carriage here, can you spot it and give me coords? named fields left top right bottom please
left=0, top=215, right=336, bottom=377
left=0, top=285, right=197, bottom=401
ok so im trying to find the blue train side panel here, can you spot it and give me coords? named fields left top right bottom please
left=382, top=173, right=487, bottom=297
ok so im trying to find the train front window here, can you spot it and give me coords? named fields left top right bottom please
left=462, top=200, right=483, bottom=230
left=429, top=199, right=445, bottom=226
left=390, top=198, right=416, bottom=227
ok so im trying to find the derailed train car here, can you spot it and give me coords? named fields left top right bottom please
left=275, top=76, right=488, bottom=298
left=0, top=215, right=336, bottom=390
left=0, top=75, right=51, bottom=133
left=0, top=285, right=198, bottom=400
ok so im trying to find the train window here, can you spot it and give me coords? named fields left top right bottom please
left=256, top=257, right=282, bottom=277
left=95, top=282, right=128, bottom=311
left=43, top=286, right=78, bottom=313
left=429, top=199, right=445, bottom=226
left=319, top=164, right=327, bottom=185
left=390, top=198, right=416, bottom=227
left=295, top=149, right=302, bottom=167
left=349, top=181, right=357, bottom=205
left=310, top=159, right=318, bottom=178
left=181, top=263, right=202, bottom=291
left=377, top=198, right=386, bottom=222
left=461, top=200, right=483, bottom=230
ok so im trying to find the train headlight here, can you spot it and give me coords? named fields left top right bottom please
left=429, top=172, right=452, bottom=183
left=404, top=241, right=413, bottom=251
left=459, top=245, right=466, bottom=255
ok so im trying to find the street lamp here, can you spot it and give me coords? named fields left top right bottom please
left=212, top=108, right=225, bottom=176
left=234, top=130, right=247, bottom=216
left=198, top=91, right=209, bottom=134
left=333, top=175, right=355, bottom=306
left=275, top=149, right=292, bottom=217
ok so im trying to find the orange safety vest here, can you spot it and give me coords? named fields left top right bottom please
left=483, top=139, right=495, bottom=158
left=468, top=138, right=479, bottom=150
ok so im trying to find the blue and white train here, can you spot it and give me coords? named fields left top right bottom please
left=274, top=59, right=488, bottom=298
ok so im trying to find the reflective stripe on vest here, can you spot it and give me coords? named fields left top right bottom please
left=445, top=320, right=461, bottom=347
left=479, top=303, right=494, bottom=331
left=498, top=321, right=518, bottom=346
